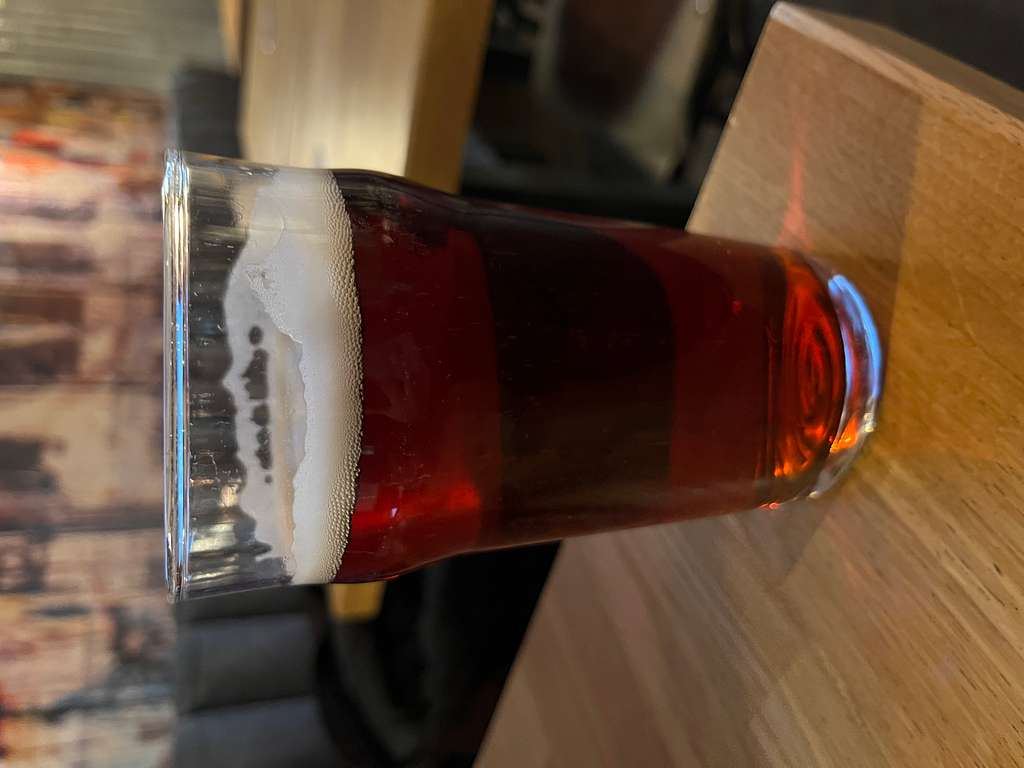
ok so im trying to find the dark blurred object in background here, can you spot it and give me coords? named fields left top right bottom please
left=467, top=0, right=1024, bottom=225
left=321, top=545, right=557, bottom=768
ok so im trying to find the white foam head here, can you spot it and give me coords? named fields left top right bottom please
left=222, top=167, right=361, bottom=583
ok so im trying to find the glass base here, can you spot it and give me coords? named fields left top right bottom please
left=810, top=272, right=883, bottom=497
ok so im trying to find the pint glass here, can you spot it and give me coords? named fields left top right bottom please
left=163, top=151, right=881, bottom=599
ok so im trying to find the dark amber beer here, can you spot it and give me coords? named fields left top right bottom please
left=164, top=152, right=880, bottom=598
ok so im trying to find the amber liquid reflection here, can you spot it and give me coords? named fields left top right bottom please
left=335, top=174, right=846, bottom=581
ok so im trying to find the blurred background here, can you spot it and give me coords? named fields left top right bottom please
left=0, top=1, right=1022, bottom=766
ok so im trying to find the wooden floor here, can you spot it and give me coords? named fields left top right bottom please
left=0, top=82, right=172, bottom=767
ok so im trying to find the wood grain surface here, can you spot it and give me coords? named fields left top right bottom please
left=479, top=5, right=1024, bottom=766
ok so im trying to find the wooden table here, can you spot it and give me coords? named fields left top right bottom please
left=480, top=5, right=1024, bottom=766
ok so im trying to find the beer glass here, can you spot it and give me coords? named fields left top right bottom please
left=163, top=151, right=881, bottom=600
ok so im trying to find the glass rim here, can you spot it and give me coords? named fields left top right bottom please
left=163, top=148, right=191, bottom=601
left=162, top=149, right=314, bottom=601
